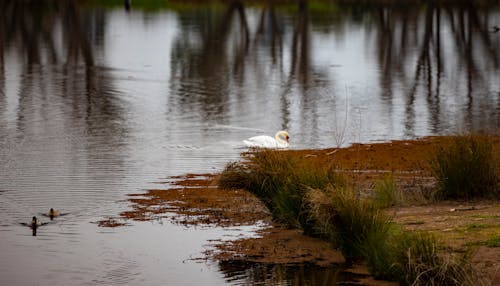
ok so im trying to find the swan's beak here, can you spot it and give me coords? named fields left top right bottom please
left=286, top=136, right=289, bottom=142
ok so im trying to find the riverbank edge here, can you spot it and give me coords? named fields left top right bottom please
left=100, top=135, right=500, bottom=285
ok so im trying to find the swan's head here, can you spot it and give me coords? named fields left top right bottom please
left=275, top=131, right=290, bottom=146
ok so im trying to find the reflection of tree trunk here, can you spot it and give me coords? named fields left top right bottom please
left=404, top=5, right=434, bottom=137
left=0, top=0, right=122, bottom=136
left=232, top=0, right=250, bottom=82
left=283, top=0, right=311, bottom=131
left=42, top=21, right=58, bottom=64
left=0, top=4, right=4, bottom=99
left=430, top=7, right=442, bottom=132
left=466, top=2, right=498, bottom=68
left=445, top=2, right=497, bottom=130
left=20, top=7, right=41, bottom=65
left=199, top=0, right=249, bottom=78
left=254, top=3, right=283, bottom=65
left=297, top=0, right=309, bottom=87
left=63, top=2, right=94, bottom=66
left=465, top=7, right=474, bottom=129
left=377, top=7, right=394, bottom=103
left=290, top=0, right=309, bottom=86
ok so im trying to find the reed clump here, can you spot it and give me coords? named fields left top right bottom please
left=373, top=173, right=404, bottom=207
left=394, top=232, right=479, bottom=285
left=429, top=133, right=498, bottom=200
left=219, top=149, right=345, bottom=231
left=305, top=187, right=393, bottom=259
left=305, top=187, right=482, bottom=285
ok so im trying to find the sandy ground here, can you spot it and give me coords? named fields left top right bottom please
left=99, top=135, right=499, bottom=285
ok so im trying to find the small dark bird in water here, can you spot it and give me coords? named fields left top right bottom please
left=21, top=216, right=48, bottom=236
left=31, top=216, right=38, bottom=229
left=31, top=216, right=38, bottom=236
left=48, top=208, right=60, bottom=220
left=492, top=26, right=499, bottom=33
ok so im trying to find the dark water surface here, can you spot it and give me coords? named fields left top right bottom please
left=0, top=1, right=498, bottom=285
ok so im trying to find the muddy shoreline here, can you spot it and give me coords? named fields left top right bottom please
left=100, top=136, right=500, bottom=285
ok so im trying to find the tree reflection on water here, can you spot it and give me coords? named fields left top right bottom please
left=0, top=0, right=127, bottom=141
left=218, top=260, right=347, bottom=285
left=168, top=0, right=498, bottom=136
left=0, top=1, right=498, bottom=284
left=1, top=1, right=498, bottom=136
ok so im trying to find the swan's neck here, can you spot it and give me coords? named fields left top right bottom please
left=275, top=137, right=288, bottom=147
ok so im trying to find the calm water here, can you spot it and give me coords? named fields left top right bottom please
left=0, top=1, right=498, bottom=285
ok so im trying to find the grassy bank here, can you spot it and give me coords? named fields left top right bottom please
left=219, top=133, right=499, bottom=285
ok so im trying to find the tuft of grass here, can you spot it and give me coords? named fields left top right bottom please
left=390, top=232, right=482, bottom=286
left=219, top=150, right=345, bottom=231
left=374, top=173, right=403, bottom=208
left=360, top=222, right=401, bottom=279
left=429, top=133, right=498, bottom=200
left=306, top=186, right=394, bottom=260
left=306, top=187, right=483, bottom=285
left=326, top=186, right=392, bottom=259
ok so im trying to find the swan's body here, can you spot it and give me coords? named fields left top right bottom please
left=243, top=131, right=290, bottom=149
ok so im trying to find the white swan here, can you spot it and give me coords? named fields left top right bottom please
left=243, top=131, right=290, bottom=149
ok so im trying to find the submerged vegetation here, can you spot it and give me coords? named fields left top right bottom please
left=219, top=134, right=499, bottom=285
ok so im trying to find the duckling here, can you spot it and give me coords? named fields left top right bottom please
left=48, top=208, right=60, bottom=220
left=21, top=216, right=48, bottom=231
left=31, top=216, right=39, bottom=229
left=20, top=216, right=49, bottom=236
left=30, top=216, right=43, bottom=236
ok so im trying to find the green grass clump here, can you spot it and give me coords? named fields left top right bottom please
left=374, top=173, right=404, bottom=207
left=390, top=232, right=480, bottom=286
left=306, top=186, right=393, bottom=259
left=429, top=133, right=498, bottom=200
left=485, top=237, right=500, bottom=247
left=219, top=149, right=345, bottom=231
left=306, top=187, right=482, bottom=285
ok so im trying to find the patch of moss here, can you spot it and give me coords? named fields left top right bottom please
left=470, top=214, right=500, bottom=219
left=466, top=223, right=490, bottom=231
left=485, top=237, right=500, bottom=247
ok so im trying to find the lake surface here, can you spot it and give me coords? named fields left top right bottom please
left=0, top=1, right=498, bottom=285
